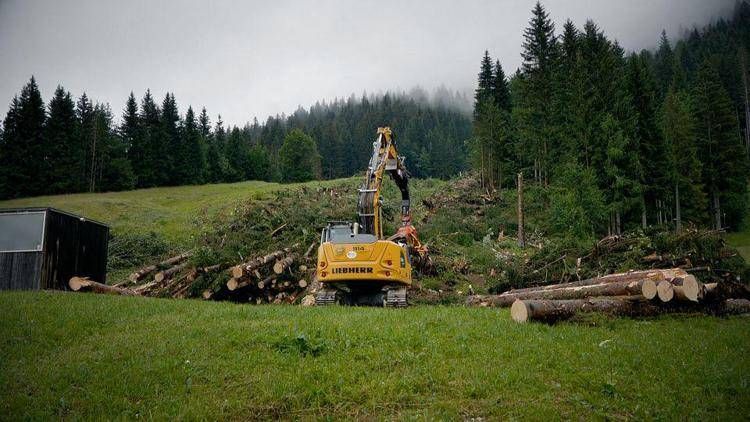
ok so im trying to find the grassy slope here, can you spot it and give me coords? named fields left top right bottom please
left=0, top=179, right=356, bottom=245
left=1, top=291, right=749, bottom=420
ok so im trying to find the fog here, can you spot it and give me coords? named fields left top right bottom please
left=0, top=0, right=735, bottom=125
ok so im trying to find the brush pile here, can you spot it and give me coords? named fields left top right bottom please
left=467, top=267, right=750, bottom=323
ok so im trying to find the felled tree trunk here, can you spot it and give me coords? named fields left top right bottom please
left=154, top=262, right=189, bottom=283
left=231, top=245, right=298, bottom=278
left=467, top=279, right=657, bottom=307
left=273, top=254, right=297, bottom=274
left=128, top=251, right=192, bottom=282
left=69, top=277, right=138, bottom=296
left=718, top=298, right=750, bottom=315
left=672, top=275, right=702, bottom=302
left=511, top=297, right=663, bottom=323
left=505, top=269, right=687, bottom=295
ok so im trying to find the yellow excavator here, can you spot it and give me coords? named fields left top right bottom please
left=315, top=127, right=428, bottom=307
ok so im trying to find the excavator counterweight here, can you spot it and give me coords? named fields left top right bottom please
left=315, top=127, right=428, bottom=307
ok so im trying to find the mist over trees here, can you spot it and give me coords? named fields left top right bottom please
left=473, top=1, right=750, bottom=237
left=0, top=84, right=472, bottom=199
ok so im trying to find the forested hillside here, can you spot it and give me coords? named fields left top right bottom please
left=473, top=2, right=750, bottom=240
left=0, top=85, right=471, bottom=199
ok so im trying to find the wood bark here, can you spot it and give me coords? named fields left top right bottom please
left=467, top=279, right=657, bottom=307
left=69, top=277, right=138, bottom=296
left=718, top=298, right=750, bottom=315
left=511, top=297, right=666, bottom=323
left=128, top=251, right=192, bottom=282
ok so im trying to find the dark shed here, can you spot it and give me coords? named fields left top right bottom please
left=0, top=208, right=109, bottom=290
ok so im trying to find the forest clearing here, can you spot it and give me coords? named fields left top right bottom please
left=2, top=1, right=750, bottom=420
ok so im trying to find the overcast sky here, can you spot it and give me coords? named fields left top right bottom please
left=0, top=0, right=736, bottom=126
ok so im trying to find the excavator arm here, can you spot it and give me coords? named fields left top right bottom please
left=357, top=127, right=428, bottom=259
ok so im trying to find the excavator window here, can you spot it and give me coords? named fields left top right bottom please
left=324, top=224, right=377, bottom=245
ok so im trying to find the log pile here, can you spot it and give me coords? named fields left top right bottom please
left=466, top=268, right=750, bottom=323
left=224, top=246, right=310, bottom=304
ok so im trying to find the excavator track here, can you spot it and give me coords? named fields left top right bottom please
left=315, top=288, right=340, bottom=306
left=384, top=287, right=408, bottom=308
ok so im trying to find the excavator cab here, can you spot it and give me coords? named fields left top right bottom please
left=315, top=127, right=426, bottom=307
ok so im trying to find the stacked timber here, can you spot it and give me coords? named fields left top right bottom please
left=466, top=268, right=750, bottom=323
left=224, top=245, right=309, bottom=304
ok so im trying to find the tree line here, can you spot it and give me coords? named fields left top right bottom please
left=0, top=81, right=471, bottom=199
left=473, top=1, right=750, bottom=238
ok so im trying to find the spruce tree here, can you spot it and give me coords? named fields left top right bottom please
left=182, top=106, right=206, bottom=184
left=161, top=93, right=180, bottom=185
left=519, top=1, right=558, bottom=183
left=226, top=126, right=249, bottom=182
left=693, top=60, right=749, bottom=229
left=2, top=77, right=48, bottom=197
left=474, top=50, right=494, bottom=117
left=138, top=90, right=163, bottom=187
left=492, top=60, right=511, bottom=111
left=654, top=30, right=674, bottom=97
left=660, top=89, right=706, bottom=229
left=45, top=86, right=82, bottom=194
left=121, top=93, right=144, bottom=185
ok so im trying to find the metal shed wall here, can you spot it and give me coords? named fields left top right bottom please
left=0, top=208, right=109, bottom=290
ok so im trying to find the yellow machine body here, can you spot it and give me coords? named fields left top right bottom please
left=317, top=239, right=412, bottom=286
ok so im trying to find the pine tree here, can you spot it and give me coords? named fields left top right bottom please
left=45, top=86, right=82, bottom=194
left=226, top=126, right=249, bottom=182
left=693, top=60, right=749, bottom=229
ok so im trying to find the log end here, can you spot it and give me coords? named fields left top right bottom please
left=298, top=279, right=308, bottom=289
left=682, top=275, right=701, bottom=302
left=68, top=276, right=90, bottom=291
left=273, top=263, right=284, bottom=274
left=511, top=299, right=530, bottom=323
left=154, top=272, right=165, bottom=283
left=227, top=278, right=239, bottom=291
left=641, top=279, right=657, bottom=300
left=202, top=290, right=213, bottom=300
left=657, top=280, right=674, bottom=302
left=231, top=266, right=244, bottom=279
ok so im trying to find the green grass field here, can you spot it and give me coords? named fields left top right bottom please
left=1, top=292, right=749, bottom=420
left=0, top=179, right=355, bottom=245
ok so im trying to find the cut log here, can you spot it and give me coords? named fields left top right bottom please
left=718, top=298, right=750, bottom=315
left=128, top=251, right=192, bottom=282
left=202, top=289, right=213, bottom=300
left=671, top=275, right=702, bottom=302
left=467, top=278, right=657, bottom=307
left=298, top=265, right=308, bottom=272
left=511, top=297, right=665, bottom=323
left=505, top=269, right=687, bottom=295
left=257, top=274, right=277, bottom=290
left=298, top=279, right=308, bottom=289
left=656, top=280, right=674, bottom=302
left=232, top=246, right=299, bottom=278
left=273, top=254, right=297, bottom=274
left=69, top=277, right=138, bottom=296
left=154, top=262, right=189, bottom=283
